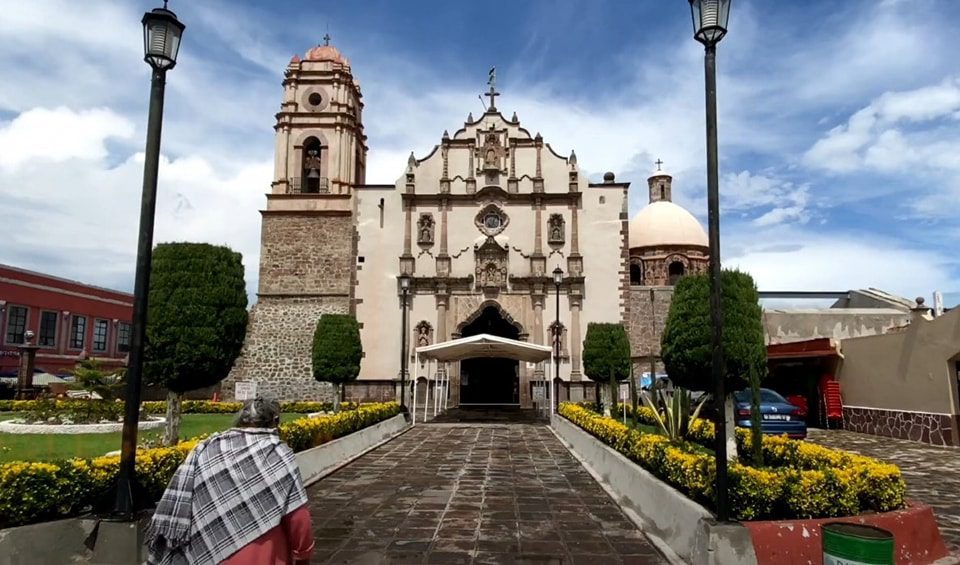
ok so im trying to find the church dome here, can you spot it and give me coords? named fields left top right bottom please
left=629, top=201, right=708, bottom=249
left=304, top=44, right=350, bottom=66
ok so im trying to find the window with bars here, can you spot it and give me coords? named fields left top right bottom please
left=117, top=322, right=132, bottom=353
left=4, top=305, right=27, bottom=344
left=70, top=315, right=87, bottom=349
left=93, top=319, right=108, bottom=352
left=39, top=311, right=58, bottom=347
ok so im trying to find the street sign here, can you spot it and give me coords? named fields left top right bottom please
left=235, top=380, right=257, bottom=400
left=620, top=383, right=630, bottom=400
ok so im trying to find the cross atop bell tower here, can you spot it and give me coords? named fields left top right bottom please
left=484, top=67, right=499, bottom=112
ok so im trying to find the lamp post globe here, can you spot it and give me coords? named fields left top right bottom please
left=690, top=0, right=731, bottom=522
left=142, top=4, right=185, bottom=71
left=113, top=2, right=184, bottom=520
left=688, top=0, right=732, bottom=47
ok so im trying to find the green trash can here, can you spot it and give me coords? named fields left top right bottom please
left=822, top=522, right=894, bottom=565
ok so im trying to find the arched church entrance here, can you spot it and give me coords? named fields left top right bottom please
left=459, top=305, right=520, bottom=405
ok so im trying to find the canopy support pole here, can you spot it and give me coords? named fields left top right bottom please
left=550, top=352, right=555, bottom=419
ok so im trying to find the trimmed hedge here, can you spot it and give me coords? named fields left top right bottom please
left=561, top=402, right=905, bottom=521
left=0, top=402, right=401, bottom=528
left=0, top=399, right=359, bottom=415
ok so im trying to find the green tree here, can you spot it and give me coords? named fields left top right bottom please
left=582, top=323, right=632, bottom=417
left=312, top=314, right=363, bottom=412
left=144, top=243, right=248, bottom=445
left=660, top=270, right=767, bottom=464
left=71, top=358, right=126, bottom=400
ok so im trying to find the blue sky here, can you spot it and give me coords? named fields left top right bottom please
left=0, top=0, right=957, bottom=307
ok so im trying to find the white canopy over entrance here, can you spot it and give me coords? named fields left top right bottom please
left=416, top=333, right=552, bottom=363
left=412, top=333, right=556, bottom=423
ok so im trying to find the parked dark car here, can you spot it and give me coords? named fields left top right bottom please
left=734, top=388, right=807, bottom=439
left=693, top=388, right=807, bottom=439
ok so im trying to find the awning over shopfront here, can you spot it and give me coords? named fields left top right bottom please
left=415, top=333, right=553, bottom=363
left=767, top=338, right=843, bottom=360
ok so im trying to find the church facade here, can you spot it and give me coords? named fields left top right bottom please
left=222, top=43, right=709, bottom=405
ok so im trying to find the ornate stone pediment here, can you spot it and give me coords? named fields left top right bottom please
left=474, top=236, right=509, bottom=291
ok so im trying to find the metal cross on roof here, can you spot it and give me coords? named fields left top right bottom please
left=323, top=32, right=331, bottom=46
left=484, top=67, right=499, bottom=111
left=655, top=158, right=664, bottom=171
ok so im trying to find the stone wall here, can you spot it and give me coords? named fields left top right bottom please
left=222, top=296, right=350, bottom=401
left=843, top=406, right=958, bottom=447
left=626, top=286, right=674, bottom=366
left=258, top=212, right=355, bottom=296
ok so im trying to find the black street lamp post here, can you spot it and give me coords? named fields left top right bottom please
left=113, top=3, right=184, bottom=519
left=399, top=274, right=411, bottom=412
left=689, top=0, right=732, bottom=522
left=552, top=267, right=563, bottom=407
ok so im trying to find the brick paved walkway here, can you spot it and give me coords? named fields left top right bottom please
left=306, top=424, right=667, bottom=564
left=807, top=429, right=960, bottom=556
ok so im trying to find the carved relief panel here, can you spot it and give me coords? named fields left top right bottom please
left=414, top=321, right=433, bottom=348
left=417, top=213, right=435, bottom=246
left=547, top=214, right=565, bottom=246
left=474, top=237, right=509, bottom=291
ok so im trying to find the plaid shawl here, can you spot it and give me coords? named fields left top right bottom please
left=146, top=428, right=308, bottom=565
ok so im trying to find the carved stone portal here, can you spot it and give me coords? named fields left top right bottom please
left=547, top=213, right=565, bottom=246
left=474, top=236, right=509, bottom=291
left=417, top=213, right=434, bottom=246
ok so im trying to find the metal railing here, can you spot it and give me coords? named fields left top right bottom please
left=287, top=176, right=329, bottom=194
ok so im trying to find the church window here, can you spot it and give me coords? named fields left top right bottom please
left=308, top=92, right=322, bottom=106
left=668, top=261, right=685, bottom=285
left=630, top=261, right=643, bottom=285
left=301, top=137, right=326, bottom=193
left=660, top=184, right=665, bottom=200
left=475, top=204, right=508, bottom=236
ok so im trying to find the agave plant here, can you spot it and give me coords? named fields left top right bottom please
left=640, top=387, right=707, bottom=442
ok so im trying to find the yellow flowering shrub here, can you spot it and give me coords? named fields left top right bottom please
left=560, top=402, right=905, bottom=521
left=0, top=402, right=400, bottom=528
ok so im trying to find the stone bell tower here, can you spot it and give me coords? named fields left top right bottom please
left=223, top=39, right=367, bottom=401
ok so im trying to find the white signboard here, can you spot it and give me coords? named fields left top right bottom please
left=533, top=386, right=545, bottom=403
left=235, top=380, right=257, bottom=401
left=620, top=383, right=630, bottom=400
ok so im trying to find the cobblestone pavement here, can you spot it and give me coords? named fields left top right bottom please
left=306, top=424, right=667, bottom=564
left=807, top=429, right=960, bottom=556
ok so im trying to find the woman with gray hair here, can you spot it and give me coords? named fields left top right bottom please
left=147, top=396, right=314, bottom=565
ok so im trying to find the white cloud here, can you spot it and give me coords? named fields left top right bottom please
left=805, top=77, right=960, bottom=174
left=0, top=146, right=269, bottom=299
left=725, top=229, right=955, bottom=300
left=721, top=170, right=812, bottom=227
left=0, top=107, right=134, bottom=169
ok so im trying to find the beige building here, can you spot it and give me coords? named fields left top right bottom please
left=222, top=42, right=668, bottom=407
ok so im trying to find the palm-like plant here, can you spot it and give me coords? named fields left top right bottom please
left=640, top=387, right=707, bottom=442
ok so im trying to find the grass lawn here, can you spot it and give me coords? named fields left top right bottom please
left=0, top=412, right=304, bottom=463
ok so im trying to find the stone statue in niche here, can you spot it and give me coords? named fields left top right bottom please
left=547, top=214, right=565, bottom=246
left=414, top=321, right=433, bottom=348
left=417, top=213, right=434, bottom=246
left=480, top=127, right=505, bottom=172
